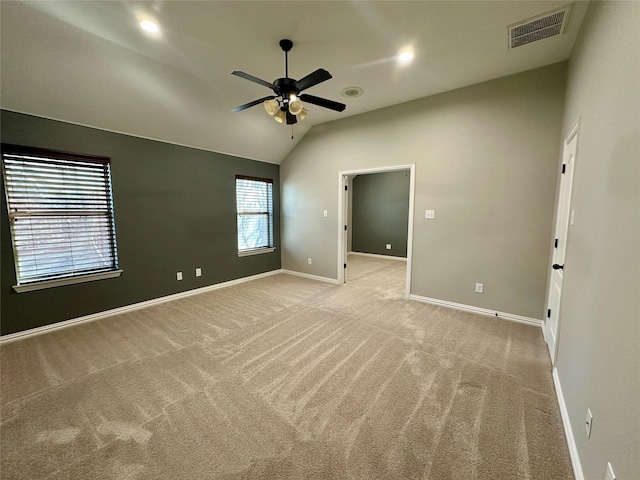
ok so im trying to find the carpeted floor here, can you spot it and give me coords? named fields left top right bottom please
left=0, top=255, right=573, bottom=479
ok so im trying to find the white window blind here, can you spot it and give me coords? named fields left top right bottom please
left=236, top=175, right=274, bottom=255
left=2, top=145, right=120, bottom=290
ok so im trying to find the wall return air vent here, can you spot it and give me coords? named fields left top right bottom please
left=508, top=5, right=571, bottom=49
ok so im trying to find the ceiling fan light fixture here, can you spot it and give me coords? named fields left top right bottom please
left=289, top=96, right=304, bottom=115
left=264, top=99, right=280, bottom=116
left=274, top=109, right=287, bottom=123
left=230, top=39, right=347, bottom=125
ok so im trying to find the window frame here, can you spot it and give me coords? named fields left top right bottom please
left=2, top=144, right=122, bottom=292
left=235, top=174, right=276, bottom=257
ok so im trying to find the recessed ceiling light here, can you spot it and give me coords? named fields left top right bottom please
left=340, top=86, right=364, bottom=98
left=139, top=19, right=160, bottom=34
left=398, top=50, right=414, bottom=64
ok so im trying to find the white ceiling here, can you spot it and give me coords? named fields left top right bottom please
left=1, top=1, right=588, bottom=164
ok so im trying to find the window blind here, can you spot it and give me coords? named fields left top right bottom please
left=2, top=145, right=119, bottom=286
left=236, top=176, right=274, bottom=254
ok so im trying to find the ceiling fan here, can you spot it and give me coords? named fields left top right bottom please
left=231, top=39, right=346, bottom=125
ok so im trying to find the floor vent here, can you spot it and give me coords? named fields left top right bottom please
left=509, top=5, right=571, bottom=49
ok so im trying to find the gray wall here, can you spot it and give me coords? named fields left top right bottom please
left=281, top=63, right=566, bottom=319
left=553, top=2, right=639, bottom=479
left=1, top=110, right=281, bottom=336
left=352, top=171, right=409, bottom=257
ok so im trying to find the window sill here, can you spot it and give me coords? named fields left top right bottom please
left=237, top=247, right=276, bottom=258
left=12, top=269, right=123, bottom=293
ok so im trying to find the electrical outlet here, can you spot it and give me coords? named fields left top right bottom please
left=604, top=462, right=616, bottom=480
left=386, top=244, right=391, bottom=250
left=195, top=268, right=202, bottom=277
left=425, top=209, right=436, bottom=219
left=475, top=283, right=483, bottom=294
left=176, top=271, right=183, bottom=281
left=585, top=409, right=593, bottom=438
left=307, top=258, right=312, bottom=265
left=323, top=210, right=328, bottom=217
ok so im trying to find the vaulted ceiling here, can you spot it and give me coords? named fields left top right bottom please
left=0, top=1, right=588, bottom=164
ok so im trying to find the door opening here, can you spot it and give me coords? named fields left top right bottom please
left=337, top=164, right=415, bottom=298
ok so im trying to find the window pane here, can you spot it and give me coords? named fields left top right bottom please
left=237, top=213, right=269, bottom=251
left=2, top=145, right=119, bottom=285
left=236, top=176, right=273, bottom=253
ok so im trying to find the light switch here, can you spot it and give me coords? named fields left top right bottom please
left=195, top=268, right=202, bottom=277
left=425, top=209, right=436, bottom=219
left=323, top=210, right=328, bottom=217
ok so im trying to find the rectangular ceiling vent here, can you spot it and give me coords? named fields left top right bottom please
left=508, top=5, right=571, bottom=49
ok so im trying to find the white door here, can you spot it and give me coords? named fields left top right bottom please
left=546, top=121, right=578, bottom=365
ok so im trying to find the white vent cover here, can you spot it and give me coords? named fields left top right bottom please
left=508, top=5, right=571, bottom=49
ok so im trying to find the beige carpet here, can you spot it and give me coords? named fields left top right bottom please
left=0, top=255, right=573, bottom=479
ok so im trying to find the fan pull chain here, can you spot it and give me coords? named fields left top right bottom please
left=291, top=125, right=294, bottom=140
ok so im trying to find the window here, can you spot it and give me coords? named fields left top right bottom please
left=235, top=175, right=275, bottom=256
left=2, top=144, right=122, bottom=292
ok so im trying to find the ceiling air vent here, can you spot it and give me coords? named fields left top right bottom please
left=508, top=5, right=571, bottom=49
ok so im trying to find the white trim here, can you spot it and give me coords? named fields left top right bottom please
left=337, top=163, right=415, bottom=300
left=553, top=367, right=584, bottom=480
left=12, top=269, right=123, bottom=293
left=565, top=118, right=580, bottom=144
left=0, top=269, right=282, bottom=345
left=409, top=294, right=543, bottom=327
left=2, top=108, right=279, bottom=165
left=405, top=165, right=416, bottom=299
left=237, top=247, right=276, bottom=257
left=280, top=269, right=338, bottom=284
left=349, top=252, right=407, bottom=262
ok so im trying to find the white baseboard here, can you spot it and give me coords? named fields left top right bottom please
left=349, top=251, right=407, bottom=262
left=280, top=269, right=338, bottom=284
left=0, top=269, right=282, bottom=345
left=409, top=294, right=543, bottom=327
left=553, top=367, right=584, bottom=480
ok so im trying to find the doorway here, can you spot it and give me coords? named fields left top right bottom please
left=337, top=164, right=415, bottom=298
left=545, top=120, right=579, bottom=365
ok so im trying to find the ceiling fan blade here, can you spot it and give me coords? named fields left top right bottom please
left=300, top=94, right=346, bottom=112
left=231, top=96, right=276, bottom=112
left=231, top=71, right=274, bottom=90
left=294, top=69, right=332, bottom=92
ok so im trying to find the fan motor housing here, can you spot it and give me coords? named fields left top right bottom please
left=273, top=78, right=298, bottom=97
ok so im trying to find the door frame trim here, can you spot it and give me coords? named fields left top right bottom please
left=337, top=164, right=416, bottom=298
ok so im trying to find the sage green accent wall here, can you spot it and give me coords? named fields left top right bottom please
left=553, top=2, right=639, bottom=478
left=281, top=63, right=566, bottom=319
left=1, top=110, right=280, bottom=336
left=352, top=171, right=409, bottom=257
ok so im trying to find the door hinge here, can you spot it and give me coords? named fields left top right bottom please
left=562, top=164, right=566, bottom=174
left=344, top=185, right=348, bottom=191
left=344, top=225, right=347, bottom=231
left=554, top=238, right=558, bottom=248
left=344, top=263, right=347, bottom=269
left=547, top=309, right=551, bottom=318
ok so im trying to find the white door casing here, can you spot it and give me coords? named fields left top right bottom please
left=546, top=120, right=579, bottom=365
